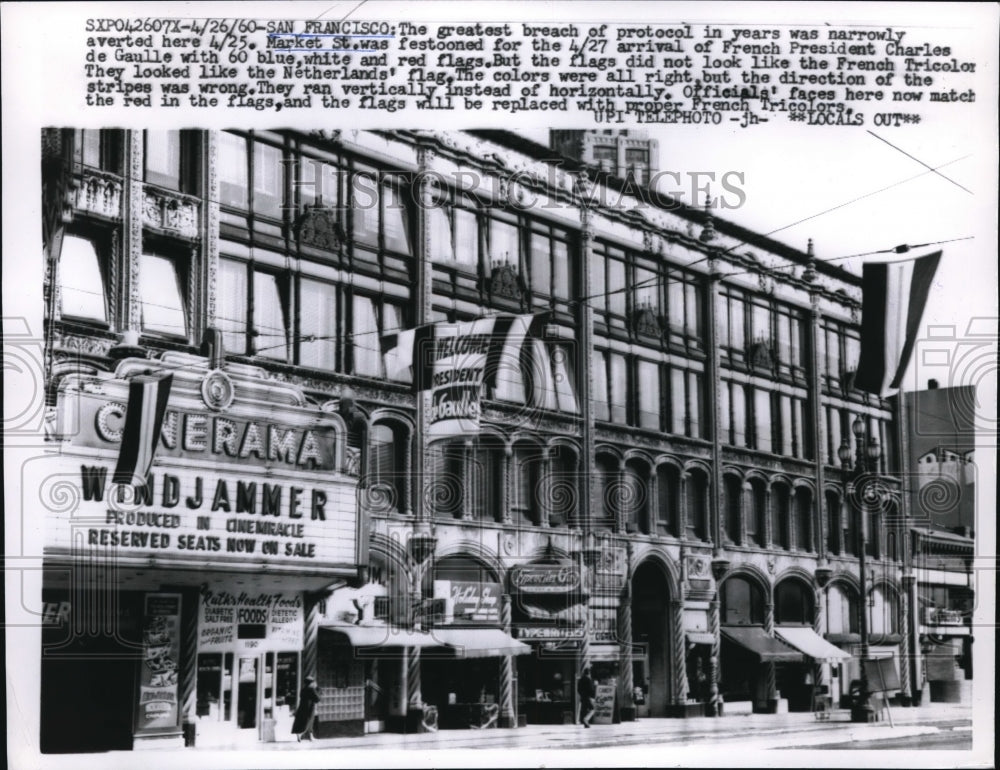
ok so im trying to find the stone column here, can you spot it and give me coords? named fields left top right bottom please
left=898, top=576, right=912, bottom=705
left=178, top=587, right=199, bottom=744
left=670, top=598, right=689, bottom=706
left=502, top=444, right=513, bottom=525
left=812, top=586, right=826, bottom=697
left=763, top=487, right=774, bottom=549
left=302, top=593, right=320, bottom=682
left=763, top=600, right=777, bottom=708
left=120, top=130, right=144, bottom=336
left=462, top=438, right=475, bottom=521
left=618, top=543, right=635, bottom=721
left=499, top=594, right=516, bottom=727
left=708, top=597, right=721, bottom=716
left=538, top=446, right=551, bottom=527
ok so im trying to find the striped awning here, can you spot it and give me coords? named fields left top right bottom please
left=774, top=627, right=851, bottom=663
left=321, top=625, right=441, bottom=648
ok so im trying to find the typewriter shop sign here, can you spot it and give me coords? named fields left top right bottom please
left=510, top=564, right=582, bottom=594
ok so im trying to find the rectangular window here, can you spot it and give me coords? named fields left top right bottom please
left=298, top=155, right=341, bottom=211
left=252, top=141, right=284, bottom=219
left=593, top=351, right=610, bottom=421
left=720, top=381, right=731, bottom=443
left=634, top=265, right=658, bottom=311
left=352, top=295, right=381, bottom=377
left=609, top=353, right=628, bottom=423
left=489, top=219, right=520, bottom=266
left=145, top=130, right=182, bottom=190
left=688, top=372, right=703, bottom=437
left=299, top=279, right=338, bottom=370
left=552, top=343, right=579, bottom=414
left=590, top=251, right=606, bottom=312
left=754, top=389, right=772, bottom=452
left=530, top=231, right=551, bottom=297
left=751, top=301, right=771, bottom=345
left=59, top=234, right=107, bottom=323
left=669, top=368, right=686, bottom=435
left=382, top=184, right=411, bottom=254
left=732, top=383, right=747, bottom=446
left=453, top=208, right=479, bottom=267
left=75, top=129, right=121, bottom=172
left=253, top=271, right=288, bottom=360
left=728, top=294, right=745, bottom=355
left=552, top=239, right=570, bottom=299
left=607, top=255, right=626, bottom=316
left=429, top=205, right=455, bottom=262
left=218, top=258, right=248, bottom=354
left=140, top=253, right=187, bottom=337
left=779, top=395, right=793, bottom=456
left=637, top=360, right=660, bottom=429
left=219, top=132, right=249, bottom=209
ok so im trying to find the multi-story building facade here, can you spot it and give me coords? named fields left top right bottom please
left=550, top=129, right=659, bottom=186
left=899, top=383, right=975, bottom=705
left=40, top=127, right=919, bottom=751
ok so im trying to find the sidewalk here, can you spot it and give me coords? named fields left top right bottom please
left=259, top=699, right=973, bottom=752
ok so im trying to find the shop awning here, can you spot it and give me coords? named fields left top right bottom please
left=430, top=628, right=532, bottom=659
left=686, top=632, right=715, bottom=646
left=774, top=627, right=851, bottom=663
left=721, top=626, right=803, bottom=663
left=322, top=625, right=442, bottom=648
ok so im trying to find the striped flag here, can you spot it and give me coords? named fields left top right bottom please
left=112, top=373, right=173, bottom=487
left=855, top=252, right=941, bottom=397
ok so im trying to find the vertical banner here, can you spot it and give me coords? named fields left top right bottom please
left=135, top=593, right=183, bottom=735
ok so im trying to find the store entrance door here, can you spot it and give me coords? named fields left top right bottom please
left=197, top=651, right=299, bottom=744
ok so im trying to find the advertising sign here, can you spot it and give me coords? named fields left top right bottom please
left=510, top=564, right=582, bottom=594
left=591, top=678, right=618, bottom=725
left=135, top=593, right=182, bottom=735
left=198, top=589, right=303, bottom=652
left=433, top=580, right=501, bottom=625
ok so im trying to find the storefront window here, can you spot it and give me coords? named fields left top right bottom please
left=775, top=579, right=815, bottom=625
left=721, top=576, right=765, bottom=625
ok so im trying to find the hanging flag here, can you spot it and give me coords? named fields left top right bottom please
left=855, top=251, right=941, bottom=397
left=382, top=314, right=541, bottom=437
left=112, top=373, right=173, bottom=487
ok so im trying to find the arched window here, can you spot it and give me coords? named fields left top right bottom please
left=825, top=583, right=859, bottom=635
left=869, top=586, right=899, bottom=636
left=721, top=576, right=765, bottom=625
left=368, top=421, right=408, bottom=514
left=723, top=475, right=742, bottom=544
left=547, top=444, right=577, bottom=527
left=623, top=461, right=649, bottom=534
left=748, top=479, right=766, bottom=546
left=656, top=464, right=680, bottom=537
left=772, top=484, right=791, bottom=550
left=512, top=441, right=543, bottom=526
left=595, top=455, right=619, bottom=532
left=686, top=468, right=709, bottom=541
left=775, top=579, right=815, bottom=625
left=429, top=440, right=464, bottom=520
left=470, top=437, right=505, bottom=523
left=794, top=487, right=812, bottom=552
left=825, top=490, right=841, bottom=555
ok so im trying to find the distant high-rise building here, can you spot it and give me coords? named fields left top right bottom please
left=550, top=130, right=659, bottom=185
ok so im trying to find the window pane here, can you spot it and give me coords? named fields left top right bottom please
left=352, top=295, right=381, bottom=376
left=382, top=185, right=411, bottom=254
left=844, top=335, right=861, bottom=375
left=754, top=389, right=772, bottom=452
left=299, top=156, right=340, bottom=210
left=729, top=296, right=745, bottom=351
left=140, top=254, right=186, bottom=336
left=59, top=235, right=107, bottom=322
left=667, top=280, right=684, bottom=331
left=530, top=232, right=551, bottom=296
left=453, top=208, right=478, bottom=267
left=553, top=344, right=578, bottom=413
left=253, top=272, right=287, bottom=360
left=751, top=302, right=770, bottom=343
left=777, top=314, right=791, bottom=364
left=637, top=360, right=660, bottom=429
left=685, top=284, right=701, bottom=339
left=669, top=369, right=685, bottom=435
left=610, top=354, right=628, bottom=423
left=299, top=279, right=337, bottom=370
left=552, top=240, right=570, bottom=298
left=219, top=133, right=248, bottom=209
left=720, top=382, right=731, bottom=442
left=607, top=258, right=625, bottom=315
left=145, top=130, right=181, bottom=190
left=352, top=169, right=379, bottom=246
left=634, top=266, right=657, bottom=309
left=593, top=352, right=609, bottom=420
left=589, top=252, right=606, bottom=312
left=218, top=259, right=247, bottom=354
left=688, top=372, right=703, bottom=437
left=732, top=383, right=747, bottom=446
left=530, top=338, right=558, bottom=411
left=253, top=142, right=284, bottom=218
left=78, top=130, right=102, bottom=168
left=779, top=395, right=793, bottom=456
left=489, top=219, right=519, bottom=265
left=429, top=206, right=454, bottom=262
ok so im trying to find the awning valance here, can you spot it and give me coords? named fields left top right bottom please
left=774, top=627, right=851, bottom=663
left=686, top=632, right=715, bottom=646
left=429, top=628, right=531, bottom=658
left=721, top=626, right=803, bottom=663
left=321, top=625, right=441, bottom=648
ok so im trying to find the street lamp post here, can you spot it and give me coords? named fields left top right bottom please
left=839, top=415, right=880, bottom=723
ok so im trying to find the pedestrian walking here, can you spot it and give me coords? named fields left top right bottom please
left=292, top=676, right=321, bottom=741
left=577, top=666, right=596, bottom=727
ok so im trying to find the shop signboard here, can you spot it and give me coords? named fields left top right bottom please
left=510, top=564, right=582, bottom=594
left=515, top=624, right=586, bottom=640
left=591, top=677, right=617, bottom=725
left=433, top=580, right=501, bottom=624
left=135, top=593, right=182, bottom=736
left=198, top=589, right=303, bottom=653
